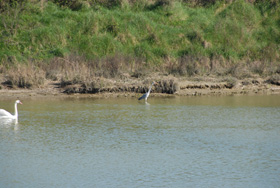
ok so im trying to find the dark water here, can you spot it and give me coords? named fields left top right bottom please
left=0, top=95, right=279, bottom=188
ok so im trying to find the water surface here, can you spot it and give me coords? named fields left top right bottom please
left=0, top=95, right=279, bottom=187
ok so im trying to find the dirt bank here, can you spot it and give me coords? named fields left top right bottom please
left=1, top=75, right=280, bottom=99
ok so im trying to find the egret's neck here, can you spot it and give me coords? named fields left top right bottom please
left=14, top=103, right=18, bottom=118
left=148, top=83, right=154, bottom=93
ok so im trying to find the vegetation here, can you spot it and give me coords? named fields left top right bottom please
left=0, top=0, right=279, bottom=89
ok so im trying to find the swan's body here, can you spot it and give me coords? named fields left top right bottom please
left=138, top=82, right=156, bottom=101
left=0, top=100, right=22, bottom=120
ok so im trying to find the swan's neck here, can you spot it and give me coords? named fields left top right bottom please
left=14, top=103, right=18, bottom=118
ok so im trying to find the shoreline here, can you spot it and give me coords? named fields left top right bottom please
left=1, top=77, right=280, bottom=99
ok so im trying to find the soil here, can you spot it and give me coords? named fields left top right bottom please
left=1, top=75, right=280, bottom=99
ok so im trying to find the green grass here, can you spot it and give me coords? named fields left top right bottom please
left=0, top=0, right=279, bottom=73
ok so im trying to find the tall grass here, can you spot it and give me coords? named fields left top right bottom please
left=0, top=0, right=279, bottom=88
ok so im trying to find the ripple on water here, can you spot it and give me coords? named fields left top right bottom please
left=0, top=96, right=279, bottom=187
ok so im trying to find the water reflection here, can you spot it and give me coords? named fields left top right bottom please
left=0, top=118, right=17, bottom=127
left=0, top=119, right=20, bottom=135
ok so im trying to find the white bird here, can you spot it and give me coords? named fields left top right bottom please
left=138, top=82, right=157, bottom=101
left=0, top=100, right=22, bottom=120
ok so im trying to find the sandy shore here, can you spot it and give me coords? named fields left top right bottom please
left=1, top=76, right=280, bottom=99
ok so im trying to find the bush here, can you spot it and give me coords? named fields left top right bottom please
left=87, top=0, right=123, bottom=8
left=52, top=0, right=84, bottom=10
left=178, top=56, right=199, bottom=76
left=0, top=0, right=26, bottom=12
left=266, top=74, right=280, bottom=85
left=222, top=76, right=238, bottom=88
left=250, top=61, right=266, bottom=75
left=182, top=0, right=217, bottom=7
left=155, top=79, right=179, bottom=94
left=4, top=64, right=45, bottom=88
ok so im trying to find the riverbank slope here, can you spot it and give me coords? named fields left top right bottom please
left=0, top=0, right=279, bottom=98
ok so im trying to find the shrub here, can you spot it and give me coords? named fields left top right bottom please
left=147, top=0, right=172, bottom=10
left=178, top=56, right=199, bottom=76
left=266, top=74, right=280, bottom=85
left=222, top=76, right=238, bottom=88
left=87, top=0, right=122, bottom=8
left=4, top=64, right=45, bottom=88
left=250, top=61, right=266, bottom=75
left=156, top=79, right=179, bottom=94
left=51, top=0, right=90, bottom=10
left=182, top=0, right=217, bottom=7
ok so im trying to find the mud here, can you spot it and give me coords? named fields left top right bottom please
left=1, top=75, right=280, bottom=100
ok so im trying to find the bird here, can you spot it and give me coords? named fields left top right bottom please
left=138, top=82, right=157, bottom=101
left=0, top=100, right=22, bottom=120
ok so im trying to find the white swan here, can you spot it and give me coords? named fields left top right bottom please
left=0, top=100, right=22, bottom=120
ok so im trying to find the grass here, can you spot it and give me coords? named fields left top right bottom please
left=0, top=0, right=280, bottom=88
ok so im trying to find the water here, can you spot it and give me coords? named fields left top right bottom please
left=0, top=95, right=279, bottom=188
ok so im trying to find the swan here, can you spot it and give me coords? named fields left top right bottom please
left=0, top=100, right=22, bottom=120
left=138, top=82, right=157, bottom=101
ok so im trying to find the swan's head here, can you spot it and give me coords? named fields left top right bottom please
left=15, top=100, right=22, bottom=105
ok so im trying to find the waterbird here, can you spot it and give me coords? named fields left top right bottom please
left=138, top=82, right=157, bottom=101
left=0, top=100, right=22, bottom=120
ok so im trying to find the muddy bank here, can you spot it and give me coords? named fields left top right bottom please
left=1, top=75, right=280, bottom=99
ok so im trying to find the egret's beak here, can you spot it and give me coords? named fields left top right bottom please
left=19, top=101, right=23, bottom=105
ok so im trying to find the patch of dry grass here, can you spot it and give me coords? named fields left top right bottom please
left=42, top=54, right=151, bottom=92
left=1, top=52, right=279, bottom=94
left=3, top=63, right=45, bottom=88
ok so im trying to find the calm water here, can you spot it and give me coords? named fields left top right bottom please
left=0, top=95, right=279, bottom=188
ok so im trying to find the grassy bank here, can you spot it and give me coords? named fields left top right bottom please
left=0, top=0, right=280, bottom=90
